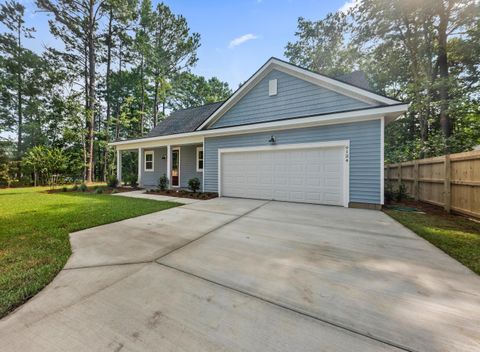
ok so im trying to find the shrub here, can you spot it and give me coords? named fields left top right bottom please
left=158, top=174, right=169, bottom=191
left=72, top=184, right=79, bottom=191
left=94, top=187, right=103, bottom=194
left=107, top=175, right=119, bottom=188
left=62, top=186, right=68, bottom=192
left=384, top=183, right=394, bottom=202
left=188, top=177, right=201, bottom=193
left=125, top=174, right=137, bottom=187
left=396, top=183, right=408, bottom=202
left=79, top=183, right=87, bottom=192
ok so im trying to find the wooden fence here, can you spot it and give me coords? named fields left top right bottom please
left=385, top=150, right=480, bottom=219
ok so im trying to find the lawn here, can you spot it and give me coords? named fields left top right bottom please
left=0, top=186, right=179, bottom=318
left=384, top=203, right=480, bottom=275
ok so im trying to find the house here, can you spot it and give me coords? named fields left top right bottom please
left=110, top=58, right=408, bottom=208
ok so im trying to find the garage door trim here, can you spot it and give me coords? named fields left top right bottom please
left=218, top=140, right=350, bottom=207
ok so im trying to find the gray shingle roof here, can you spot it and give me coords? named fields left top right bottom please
left=335, top=71, right=372, bottom=91
left=145, top=101, right=224, bottom=138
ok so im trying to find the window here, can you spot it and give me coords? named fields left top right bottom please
left=144, top=151, right=154, bottom=171
left=196, top=147, right=204, bottom=172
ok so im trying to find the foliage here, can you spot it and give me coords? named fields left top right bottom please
left=188, top=177, right=201, bottom=193
left=94, top=187, right=104, bottom=194
left=79, top=183, right=87, bottom=192
left=125, top=174, right=138, bottom=187
left=384, top=182, right=409, bottom=202
left=107, top=175, right=119, bottom=188
left=285, top=0, right=480, bottom=162
left=0, top=186, right=179, bottom=317
left=158, top=173, right=168, bottom=191
left=22, top=145, right=67, bottom=187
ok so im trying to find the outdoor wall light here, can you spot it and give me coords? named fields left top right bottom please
left=268, top=135, right=276, bottom=145
left=161, top=154, right=166, bottom=160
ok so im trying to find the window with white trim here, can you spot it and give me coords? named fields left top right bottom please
left=144, top=151, right=154, bottom=171
left=196, top=147, right=204, bottom=172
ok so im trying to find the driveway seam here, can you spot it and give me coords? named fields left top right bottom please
left=153, top=200, right=270, bottom=263
left=157, top=262, right=417, bottom=352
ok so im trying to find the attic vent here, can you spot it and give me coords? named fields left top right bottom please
left=269, top=79, right=277, bottom=96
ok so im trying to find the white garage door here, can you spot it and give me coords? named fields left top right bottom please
left=220, top=144, right=347, bottom=206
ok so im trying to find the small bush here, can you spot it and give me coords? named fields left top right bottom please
left=72, top=184, right=79, bottom=191
left=79, top=183, right=87, bottom=192
left=62, top=186, right=68, bottom=192
left=158, top=174, right=169, bottom=191
left=188, top=177, right=201, bottom=193
left=125, top=174, right=137, bottom=187
left=94, top=187, right=104, bottom=194
left=396, top=183, right=408, bottom=202
left=384, top=183, right=394, bottom=202
left=107, top=175, right=119, bottom=188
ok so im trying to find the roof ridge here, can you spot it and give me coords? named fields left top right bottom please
left=170, top=100, right=225, bottom=114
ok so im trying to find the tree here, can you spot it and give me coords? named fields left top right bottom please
left=169, top=72, right=231, bottom=110
left=0, top=0, right=35, bottom=162
left=23, top=145, right=67, bottom=186
left=147, top=3, right=200, bottom=126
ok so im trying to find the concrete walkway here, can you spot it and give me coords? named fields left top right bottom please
left=113, top=189, right=201, bottom=204
left=1, top=198, right=479, bottom=352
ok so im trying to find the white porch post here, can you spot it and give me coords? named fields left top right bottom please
left=138, top=147, right=142, bottom=187
left=116, top=149, right=122, bottom=184
left=166, top=144, right=171, bottom=189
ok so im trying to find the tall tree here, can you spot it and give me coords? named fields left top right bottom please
left=0, top=0, right=35, bottom=162
left=147, top=3, right=200, bottom=126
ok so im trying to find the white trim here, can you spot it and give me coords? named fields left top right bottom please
left=197, top=58, right=401, bottom=130
left=218, top=140, right=350, bottom=207
left=380, top=116, right=385, bottom=205
left=166, top=145, right=172, bottom=189
left=138, top=148, right=142, bottom=186
left=196, top=146, right=204, bottom=172
left=171, top=147, right=181, bottom=187
left=144, top=150, right=154, bottom=172
left=110, top=104, right=408, bottom=149
left=116, top=150, right=122, bottom=183
left=201, top=138, right=205, bottom=191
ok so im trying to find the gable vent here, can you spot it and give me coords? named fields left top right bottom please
left=269, top=79, right=277, bottom=96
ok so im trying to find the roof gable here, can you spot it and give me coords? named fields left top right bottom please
left=197, top=57, right=401, bottom=130
left=210, top=69, right=372, bottom=129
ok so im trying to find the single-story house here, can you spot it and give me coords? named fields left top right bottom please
left=110, top=58, right=408, bottom=208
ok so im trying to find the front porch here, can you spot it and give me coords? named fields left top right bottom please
left=115, top=141, right=204, bottom=191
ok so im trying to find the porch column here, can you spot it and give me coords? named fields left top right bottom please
left=166, top=144, right=171, bottom=189
left=138, top=147, right=142, bottom=187
left=116, top=149, right=122, bottom=184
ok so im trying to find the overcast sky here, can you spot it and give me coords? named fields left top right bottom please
left=14, top=0, right=350, bottom=88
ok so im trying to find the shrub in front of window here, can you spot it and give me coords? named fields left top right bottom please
left=159, top=174, right=169, bottom=191
left=107, top=175, right=119, bottom=188
left=188, top=177, right=201, bottom=193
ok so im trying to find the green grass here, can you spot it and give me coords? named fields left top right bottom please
left=0, top=186, right=179, bottom=318
left=385, top=207, right=480, bottom=275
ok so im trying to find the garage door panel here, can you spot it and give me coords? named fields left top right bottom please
left=221, top=145, right=345, bottom=206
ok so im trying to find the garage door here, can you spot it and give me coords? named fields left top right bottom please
left=220, top=144, right=347, bottom=206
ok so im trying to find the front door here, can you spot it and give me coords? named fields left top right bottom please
left=171, top=148, right=180, bottom=187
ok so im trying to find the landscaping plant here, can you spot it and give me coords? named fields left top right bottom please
left=79, top=183, right=87, bottom=192
left=188, top=177, right=201, bottom=193
left=107, top=175, right=119, bottom=188
left=159, top=174, right=169, bottom=191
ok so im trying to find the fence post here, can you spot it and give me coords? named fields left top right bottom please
left=444, top=155, right=451, bottom=213
left=414, top=160, right=419, bottom=201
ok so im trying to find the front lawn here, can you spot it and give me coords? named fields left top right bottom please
left=0, top=186, right=179, bottom=318
left=384, top=202, right=480, bottom=275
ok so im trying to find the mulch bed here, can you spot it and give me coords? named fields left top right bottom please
left=46, top=186, right=141, bottom=194
left=146, top=189, right=218, bottom=200
left=385, top=199, right=471, bottom=221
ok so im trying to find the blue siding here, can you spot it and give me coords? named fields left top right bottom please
left=204, top=120, right=381, bottom=204
left=141, top=147, right=167, bottom=187
left=139, top=144, right=203, bottom=190
left=211, top=69, right=372, bottom=128
left=179, top=144, right=203, bottom=190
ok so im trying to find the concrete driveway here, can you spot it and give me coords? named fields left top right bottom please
left=1, top=198, right=479, bottom=352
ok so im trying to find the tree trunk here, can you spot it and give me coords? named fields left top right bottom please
left=140, top=54, right=145, bottom=135
left=115, top=41, right=123, bottom=140
left=103, top=8, right=114, bottom=180
left=152, top=77, right=159, bottom=127
left=437, top=1, right=452, bottom=145
left=16, top=16, right=23, bottom=177
left=86, top=0, right=96, bottom=183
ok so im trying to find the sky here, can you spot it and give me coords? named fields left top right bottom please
left=16, top=0, right=351, bottom=89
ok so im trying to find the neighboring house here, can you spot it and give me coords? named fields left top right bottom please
left=110, top=58, right=408, bottom=208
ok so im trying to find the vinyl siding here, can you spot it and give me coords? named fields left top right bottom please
left=204, top=119, right=381, bottom=204
left=140, top=144, right=203, bottom=190
left=140, top=147, right=167, bottom=187
left=179, top=144, right=203, bottom=190
left=211, top=69, right=373, bottom=128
